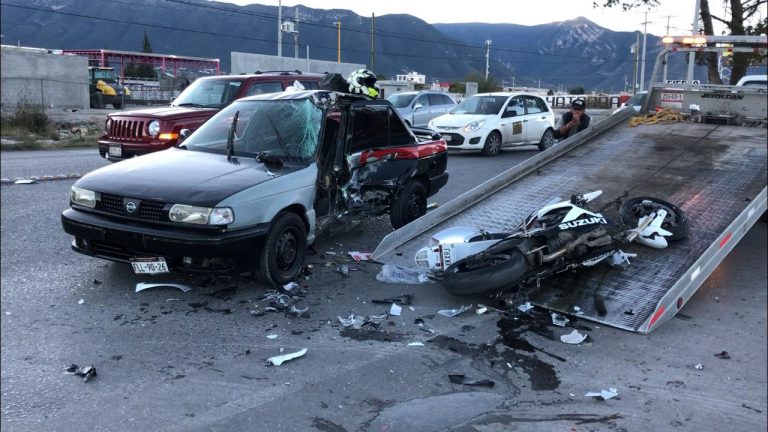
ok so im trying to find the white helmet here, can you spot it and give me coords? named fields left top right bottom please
left=347, top=69, right=380, bottom=98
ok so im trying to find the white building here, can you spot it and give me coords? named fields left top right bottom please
left=394, top=71, right=426, bottom=84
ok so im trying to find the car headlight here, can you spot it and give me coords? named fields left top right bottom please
left=169, top=204, right=234, bottom=225
left=463, top=120, right=485, bottom=133
left=104, top=118, right=112, bottom=134
left=70, top=186, right=96, bottom=208
left=147, top=120, right=160, bottom=137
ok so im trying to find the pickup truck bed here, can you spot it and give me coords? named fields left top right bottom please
left=374, top=110, right=767, bottom=333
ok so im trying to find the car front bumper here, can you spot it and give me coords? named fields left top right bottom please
left=62, top=208, right=269, bottom=273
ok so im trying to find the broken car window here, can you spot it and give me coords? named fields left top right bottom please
left=182, top=98, right=322, bottom=161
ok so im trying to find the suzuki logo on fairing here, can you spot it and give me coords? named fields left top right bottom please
left=125, top=201, right=137, bottom=213
left=558, top=216, right=607, bottom=230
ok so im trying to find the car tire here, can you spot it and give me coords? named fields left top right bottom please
left=256, top=211, right=307, bottom=286
left=537, top=128, right=555, bottom=151
left=390, top=180, right=427, bottom=229
left=481, top=131, right=502, bottom=156
left=91, top=93, right=105, bottom=109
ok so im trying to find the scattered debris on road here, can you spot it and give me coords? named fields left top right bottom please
left=448, top=374, right=495, bottom=387
left=438, top=304, right=472, bottom=317
left=585, top=388, right=618, bottom=400
left=517, top=302, right=534, bottom=313
left=560, top=329, right=588, bottom=344
left=65, top=364, right=97, bottom=382
left=371, top=294, right=413, bottom=306
left=135, top=282, right=192, bottom=293
left=714, top=351, right=731, bottom=359
left=551, top=313, right=569, bottom=327
left=348, top=251, right=372, bottom=261
left=265, top=348, right=307, bottom=366
left=375, top=264, right=430, bottom=284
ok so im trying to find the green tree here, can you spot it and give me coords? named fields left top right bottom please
left=596, top=0, right=767, bottom=84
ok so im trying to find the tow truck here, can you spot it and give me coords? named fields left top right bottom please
left=373, top=35, right=767, bottom=333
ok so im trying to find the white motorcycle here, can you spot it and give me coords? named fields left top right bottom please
left=414, top=191, right=689, bottom=296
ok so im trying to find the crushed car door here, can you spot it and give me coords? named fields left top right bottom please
left=314, top=109, right=347, bottom=235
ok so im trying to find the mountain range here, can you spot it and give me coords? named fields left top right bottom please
left=0, top=0, right=706, bottom=92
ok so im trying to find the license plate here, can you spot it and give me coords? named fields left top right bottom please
left=442, top=134, right=452, bottom=141
left=130, top=257, right=169, bottom=274
left=108, top=144, right=122, bottom=157
left=439, top=245, right=454, bottom=270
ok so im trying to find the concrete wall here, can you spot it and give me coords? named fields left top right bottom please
left=1, top=46, right=89, bottom=111
left=231, top=52, right=364, bottom=77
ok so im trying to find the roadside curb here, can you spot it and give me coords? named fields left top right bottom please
left=1, top=173, right=86, bottom=184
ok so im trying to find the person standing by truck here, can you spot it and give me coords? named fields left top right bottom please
left=553, top=99, right=591, bottom=140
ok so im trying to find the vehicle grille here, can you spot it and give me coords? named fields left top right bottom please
left=442, top=133, right=465, bottom=145
left=98, top=193, right=167, bottom=220
left=107, top=119, right=146, bottom=141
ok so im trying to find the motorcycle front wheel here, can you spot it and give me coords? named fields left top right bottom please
left=620, top=196, right=689, bottom=241
left=443, top=248, right=529, bottom=296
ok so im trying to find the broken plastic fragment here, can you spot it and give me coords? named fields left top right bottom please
left=407, top=342, right=424, bottom=347
left=714, top=351, right=731, bottom=359
left=585, top=388, right=618, bottom=400
left=14, top=179, right=36, bottom=184
left=389, top=303, right=402, bottom=316
left=135, top=282, right=192, bottom=293
left=694, top=363, right=704, bottom=370
left=65, top=364, right=97, bottom=382
left=375, top=264, right=431, bottom=284
left=609, top=250, right=637, bottom=268
left=371, top=294, right=413, bottom=306
left=476, top=305, right=488, bottom=315
left=348, top=251, right=372, bottom=261
left=266, top=334, right=278, bottom=340
left=265, top=348, right=307, bottom=366
left=282, top=282, right=299, bottom=291
left=448, top=374, right=494, bottom=387
left=78, top=299, right=85, bottom=305
left=560, top=329, right=588, bottom=344
left=517, top=302, right=534, bottom=313
left=338, top=314, right=365, bottom=329
left=551, top=313, right=569, bottom=327
left=438, top=304, right=472, bottom=317
left=337, top=265, right=350, bottom=276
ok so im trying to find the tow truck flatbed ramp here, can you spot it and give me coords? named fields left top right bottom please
left=373, top=112, right=767, bottom=333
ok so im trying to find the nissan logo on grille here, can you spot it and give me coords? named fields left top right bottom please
left=125, top=201, right=138, bottom=213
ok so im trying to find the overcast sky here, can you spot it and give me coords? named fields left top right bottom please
left=216, top=0, right=731, bottom=37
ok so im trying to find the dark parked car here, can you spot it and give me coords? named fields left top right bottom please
left=63, top=90, right=449, bottom=285
left=98, top=71, right=323, bottom=162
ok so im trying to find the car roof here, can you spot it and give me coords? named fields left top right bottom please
left=471, top=92, right=541, bottom=98
left=198, top=72, right=325, bottom=81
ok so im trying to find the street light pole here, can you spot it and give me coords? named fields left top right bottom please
left=277, top=0, right=282, bottom=57
left=686, top=0, right=702, bottom=82
left=484, top=39, right=492, bottom=81
left=639, top=10, right=650, bottom=92
left=335, top=20, right=341, bottom=63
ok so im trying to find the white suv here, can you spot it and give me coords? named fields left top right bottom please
left=428, top=92, right=556, bottom=156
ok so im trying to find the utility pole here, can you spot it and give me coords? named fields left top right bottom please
left=687, top=0, right=702, bottom=82
left=662, top=14, right=675, bottom=82
left=639, top=11, right=651, bottom=92
left=294, top=9, right=299, bottom=59
left=484, top=39, right=492, bottom=81
left=335, top=20, right=341, bottom=63
left=277, top=0, right=282, bottom=57
left=632, top=31, right=640, bottom=94
left=370, top=13, right=376, bottom=71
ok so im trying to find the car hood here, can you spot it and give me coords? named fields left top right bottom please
left=433, top=113, right=494, bottom=128
left=75, top=148, right=306, bottom=207
left=107, top=106, right=218, bottom=119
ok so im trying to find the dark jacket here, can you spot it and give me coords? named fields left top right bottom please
left=553, top=111, right=591, bottom=139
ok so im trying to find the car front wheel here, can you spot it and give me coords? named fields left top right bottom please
left=256, top=211, right=307, bottom=286
left=538, top=128, right=555, bottom=151
left=481, top=131, right=502, bottom=156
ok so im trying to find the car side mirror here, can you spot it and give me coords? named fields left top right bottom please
left=179, top=129, right=192, bottom=143
left=413, top=103, right=423, bottom=111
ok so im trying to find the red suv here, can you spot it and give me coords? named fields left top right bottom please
left=97, top=71, right=324, bottom=161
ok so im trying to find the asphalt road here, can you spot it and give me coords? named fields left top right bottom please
left=1, top=146, right=766, bottom=432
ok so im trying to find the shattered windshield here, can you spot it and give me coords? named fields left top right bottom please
left=173, top=78, right=245, bottom=108
left=182, top=98, right=323, bottom=161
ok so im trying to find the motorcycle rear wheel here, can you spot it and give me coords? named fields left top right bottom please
left=620, top=196, right=689, bottom=241
left=443, top=248, right=529, bottom=296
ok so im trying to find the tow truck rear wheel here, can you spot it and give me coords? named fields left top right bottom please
left=91, top=93, right=105, bottom=109
left=256, top=211, right=307, bottom=286
left=390, top=180, right=427, bottom=229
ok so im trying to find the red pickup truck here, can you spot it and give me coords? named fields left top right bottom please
left=98, top=71, right=324, bottom=162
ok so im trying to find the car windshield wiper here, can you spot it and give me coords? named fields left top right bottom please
left=265, top=114, right=291, bottom=158
left=227, top=110, right=239, bottom=164
left=176, top=102, right=206, bottom=108
left=256, top=151, right=283, bottom=168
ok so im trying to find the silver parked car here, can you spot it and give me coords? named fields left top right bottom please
left=387, top=90, right=458, bottom=128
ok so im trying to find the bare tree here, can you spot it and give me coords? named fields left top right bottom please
left=596, top=0, right=768, bottom=84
